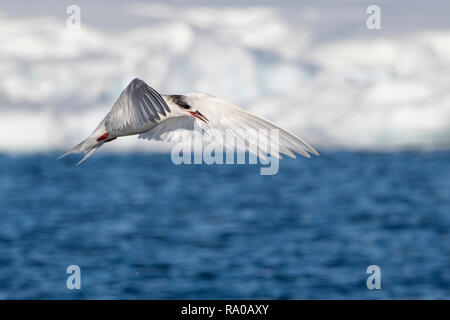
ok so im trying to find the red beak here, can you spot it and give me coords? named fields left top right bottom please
left=189, top=111, right=208, bottom=123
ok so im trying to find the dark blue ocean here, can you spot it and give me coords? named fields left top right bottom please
left=0, top=151, right=449, bottom=299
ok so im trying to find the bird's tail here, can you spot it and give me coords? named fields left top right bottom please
left=57, top=139, right=102, bottom=166
left=74, top=146, right=100, bottom=166
left=57, top=141, right=84, bottom=159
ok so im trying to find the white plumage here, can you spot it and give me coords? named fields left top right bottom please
left=59, top=78, right=318, bottom=165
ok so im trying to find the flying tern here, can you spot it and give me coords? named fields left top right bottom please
left=59, top=78, right=319, bottom=165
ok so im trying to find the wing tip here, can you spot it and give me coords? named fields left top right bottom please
left=310, top=148, right=320, bottom=157
left=297, top=148, right=319, bottom=158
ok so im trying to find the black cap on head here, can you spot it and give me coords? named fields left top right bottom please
left=169, top=95, right=191, bottom=109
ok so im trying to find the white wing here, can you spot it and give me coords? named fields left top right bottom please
left=138, top=116, right=197, bottom=142
left=58, top=78, right=172, bottom=165
left=188, top=92, right=319, bottom=159
left=139, top=92, right=318, bottom=159
left=105, top=78, right=171, bottom=133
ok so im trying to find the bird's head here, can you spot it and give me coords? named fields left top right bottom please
left=170, top=95, right=208, bottom=123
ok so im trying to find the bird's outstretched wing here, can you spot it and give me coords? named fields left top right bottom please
left=105, top=78, right=171, bottom=133
left=188, top=92, right=319, bottom=159
left=139, top=92, right=318, bottom=159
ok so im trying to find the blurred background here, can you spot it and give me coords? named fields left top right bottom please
left=0, top=0, right=449, bottom=299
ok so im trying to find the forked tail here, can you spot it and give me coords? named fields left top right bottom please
left=57, top=140, right=102, bottom=166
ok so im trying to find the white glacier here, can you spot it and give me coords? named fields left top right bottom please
left=0, top=3, right=449, bottom=152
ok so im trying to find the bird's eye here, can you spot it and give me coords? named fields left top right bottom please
left=170, top=95, right=191, bottom=109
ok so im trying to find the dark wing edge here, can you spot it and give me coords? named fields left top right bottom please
left=106, top=78, right=171, bottom=132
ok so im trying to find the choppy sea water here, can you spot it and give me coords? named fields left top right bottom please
left=0, top=151, right=449, bottom=299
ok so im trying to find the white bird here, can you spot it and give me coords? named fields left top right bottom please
left=59, top=78, right=319, bottom=165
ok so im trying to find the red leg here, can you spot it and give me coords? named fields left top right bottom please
left=97, top=132, right=109, bottom=142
